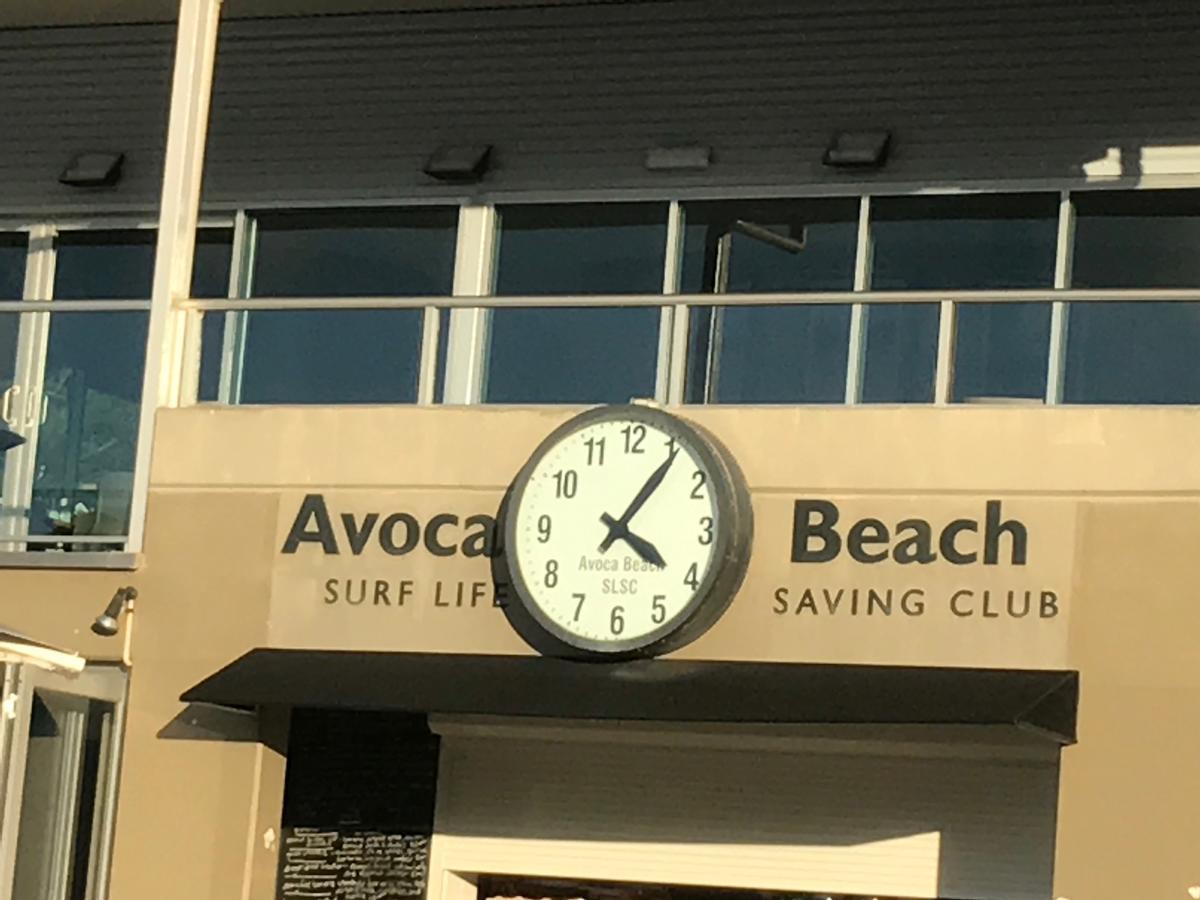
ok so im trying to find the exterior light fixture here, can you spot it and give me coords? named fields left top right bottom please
left=0, top=427, right=24, bottom=452
left=423, top=144, right=492, bottom=183
left=644, top=144, right=712, bottom=171
left=92, top=586, right=137, bottom=637
left=59, top=152, right=125, bottom=187
left=823, top=130, right=891, bottom=169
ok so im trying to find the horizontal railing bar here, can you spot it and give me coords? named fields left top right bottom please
left=178, top=288, right=1200, bottom=312
left=0, top=300, right=153, bottom=312
left=11, top=536, right=129, bottom=545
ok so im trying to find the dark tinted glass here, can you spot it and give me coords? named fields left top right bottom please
left=1073, top=190, right=1200, bottom=288
left=872, top=194, right=1058, bottom=290
left=870, top=194, right=1056, bottom=403
left=1068, top=191, right=1200, bottom=403
left=953, top=303, right=1050, bottom=402
left=681, top=199, right=856, bottom=403
left=191, top=230, right=234, bottom=402
left=54, top=231, right=155, bottom=299
left=240, top=209, right=456, bottom=404
left=0, top=234, right=24, bottom=299
left=1064, top=303, right=1200, bottom=403
left=861, top=304, right=939, bottom=403
left=487, top=204, right=666, bottom=404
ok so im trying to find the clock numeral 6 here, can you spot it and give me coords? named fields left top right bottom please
left=684, top=562, right=700, bottom=591
left=652, top=595, right=667, bottom=624
left=537, top=514, right=552, bottom=543
left=698, top=516, right=713, bottom=545
left=545, top=559, right=559, bottom=588
left=610, top=606, right=625, bottom=635
left=553, top=469, right=578, bottom=499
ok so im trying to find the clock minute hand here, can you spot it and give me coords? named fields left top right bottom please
left=598, top=446, right=679, bottom=553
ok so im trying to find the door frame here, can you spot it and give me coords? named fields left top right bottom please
left=0, top=663, right=127, bottom=900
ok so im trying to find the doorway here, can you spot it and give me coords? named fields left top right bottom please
left=0, top=662, right=126, bottom=900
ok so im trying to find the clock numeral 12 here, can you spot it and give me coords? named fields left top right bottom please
left=621, top=424, right=646, bottom=454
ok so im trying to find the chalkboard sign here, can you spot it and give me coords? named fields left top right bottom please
left=277, top=711, right=439, bottom=900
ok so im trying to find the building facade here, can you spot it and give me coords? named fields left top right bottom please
left=1, top=1, right=1200, bottom=898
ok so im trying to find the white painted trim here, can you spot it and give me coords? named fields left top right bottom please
left=217, top=211, right=255, bottom=405
left=655, top=200, right=684, bottom=404
left=934, top=299, right=957, bottom=405
left=844, top=195, right=873, bottom=404
left=442, top=205, right=497, bottom=404
left=1046, top=191, right=1076, bottom=405
left=127, top=0, right=223, bottom=553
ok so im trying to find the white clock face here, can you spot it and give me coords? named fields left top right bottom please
left=509, top=415, right=723, bottom=652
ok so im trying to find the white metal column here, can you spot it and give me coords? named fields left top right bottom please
left=1045, top=191, right=1075, bottom=405
left=844, top=196, right=872, bottom=403
left=127, top=0, right=223, bottom=552
left=442, top=205, right=497, bottom=404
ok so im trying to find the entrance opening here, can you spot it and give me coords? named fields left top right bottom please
left=479, top=876, right=982, bottom=900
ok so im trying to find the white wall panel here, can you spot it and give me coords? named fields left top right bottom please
left=429, top=728, right=1059, bottom=900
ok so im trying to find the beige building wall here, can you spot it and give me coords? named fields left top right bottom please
left=2, top=404, right=1199, bottom=899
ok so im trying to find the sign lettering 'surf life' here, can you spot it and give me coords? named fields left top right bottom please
left=791, top=499, right=1028, bottom=566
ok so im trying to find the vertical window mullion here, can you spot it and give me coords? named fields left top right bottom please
left=657, top=200, right=685, bottom=404
left=1045, top=190, right=1075, bottom=404
left=443, top=204, right=498, bottom=404
left=2, top=225, right=55, bottom=546
left=933, top=297, right=957, bottom=404
left=217, top=210, right=255, bottom=405
left=844, top=195, right=872, bottom=403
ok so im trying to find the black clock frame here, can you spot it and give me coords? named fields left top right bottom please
left=499, top=403, right=754, bottom=660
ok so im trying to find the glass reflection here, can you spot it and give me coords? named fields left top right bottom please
left=0, top=237, right=24, bottom=527
left=681, top=199, right=856, bottom=404
left=861, top=304, right=940, bottom=403
left=31, top=231, right=154, bottom=544
left=486, top=204, right=666, bottom=404
left=953, top=303, right=1050, bottom=402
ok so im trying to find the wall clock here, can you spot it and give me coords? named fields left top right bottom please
left=502, top=404, right=753, bottom=659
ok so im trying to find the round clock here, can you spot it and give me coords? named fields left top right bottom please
left=502, top=404, right=753, bottom=659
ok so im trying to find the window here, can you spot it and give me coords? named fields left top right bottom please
left=203, top=209, right=456, bottom=405
left=486, top=203, right=667, bottom=404
left=870, top=193, right=1058, bottom=403
left=31, top=231, right=155, bottom=543
left=681, top=199, right=858, bottom=403
left=1, top=235, right=25, bottom=529
left=1065, top=190, right=1200, bottom=403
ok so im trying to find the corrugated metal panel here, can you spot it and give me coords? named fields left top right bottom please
left=0, top=23, right=172, bottom=216
left=3, top=0, right=1200, bottom=215
left=433, top=732, right=1059, bottom=900
left=203, top=0, right=1200, bottom=205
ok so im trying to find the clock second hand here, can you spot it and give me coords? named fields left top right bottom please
left=598, top=445, right=678, bottom=557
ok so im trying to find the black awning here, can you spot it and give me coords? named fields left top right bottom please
left=182, top=650, right=1079, bottom=743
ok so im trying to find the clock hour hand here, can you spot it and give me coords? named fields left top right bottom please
left=599, top=513, right=666, bottom=568
left=598, top=446, right=678, bottom=553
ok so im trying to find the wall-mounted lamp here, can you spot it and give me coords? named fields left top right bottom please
left=423, top=144, right=492, bottom=183
left=92, top=587, right=137, bottom=637
left=0, top=427, right=24, bottom=453
left=823, top=130, right=891, bottom=169
left=644, top=144, right=712, bottom=172
left=59, top=152, right=125, bottom=188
